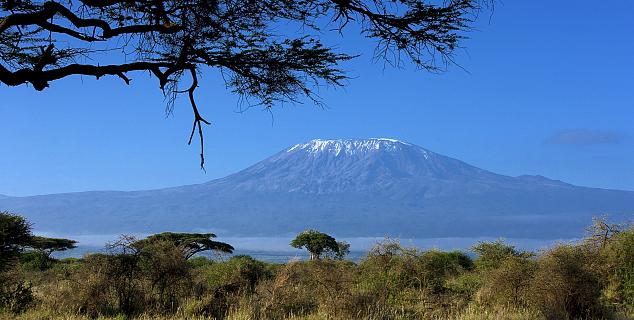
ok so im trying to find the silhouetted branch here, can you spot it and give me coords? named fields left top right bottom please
left=0, top=0, right=490, bottom=167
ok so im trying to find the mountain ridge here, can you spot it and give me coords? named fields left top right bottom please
left=0, top=138, right=632, bottom=239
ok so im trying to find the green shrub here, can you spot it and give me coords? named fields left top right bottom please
left=138, top=240, right=191, bottom=312
left=0, top=282, right=33, bottom=315
left=472, top=240, right=532, bottom=271
left=256, top=261, right=319, bottom=318
left=18, top=251, right=53, bottom=271
left=478, top=255, right=536, bottom=308
left=358, top=239, right=473, bottom=299
left=0, top=271, right=34, bottom=314
left=602, top=229, right=634, bottom=310
left=446, top=272, right=483, bottom=298
left=529, top=245, right=607, bottom=320
left=417, top=250, right=474, bottom=293
left=198, top=255, right=275, bottom=293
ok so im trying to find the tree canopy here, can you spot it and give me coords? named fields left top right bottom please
left=28, top=236, right=77, bottom=257
left=133, top=232, right=234, bottom=259
left=471, top=240, right=533, bottom=271
left=0, top=0, right=490, bottom=167
left=0, top=211, right=32, bottom=270
left=290, top=229, right=347, bottom=260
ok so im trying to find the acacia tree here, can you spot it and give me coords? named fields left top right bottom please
left=29, top=236, right=77, bottom=258
left=133, top=232, right=234, bottom=259
left=0, top=211, right=32, bottom=271
left=20, top=236, right=77, bottom=270
left=291, top=229, right=347, bottom=260
left=0, top=0, right=490, bottom=167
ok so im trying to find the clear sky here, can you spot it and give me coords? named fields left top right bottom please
left=1, top=1, right=633, bottom=196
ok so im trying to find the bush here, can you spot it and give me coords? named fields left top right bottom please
left=19, top=251, right=53, bottom=271
left=445, top=272, right=483, bottom=299
left=0, top=270, right=34, bottom=315
left=197, top=255, right=275, bottom=293
left=256, top=261, right=319, bottom=318
left=138, top=240, right=192, bottom=312
left=358, top=240, right=472, bottom=298
left=601, top=228, right=634, bottom=310
left=472, top=240, right=531, bottom=271
left=529, top=245, right=607, bottom=320
left=183, top=255, right=276, bottom=318
left=355, top=239, right=474, bottom=319
left=417, top=250, right=474, bottom=293
left=477, top=255, right=536, bottom=308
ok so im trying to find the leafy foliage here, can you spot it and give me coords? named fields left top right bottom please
left=196, top=255, right=274, bottom=292
left=0, top=274, right=34, bottom=315
left=0, top=211, right=32, bottom=271
left=478, top=255, right=536, bottom=307
left=290, top=229, right=345, bottom=260
left=530, top=245, right=606, bottom=319
left=358, top=239, right=473, bottom=309
left=602, top=227, right=634, bottom=309
left=133, top=232, right=234, bottom=259
left=29, top=236, right=77, bottom=256
left=472, top=239, right=532, bottom=271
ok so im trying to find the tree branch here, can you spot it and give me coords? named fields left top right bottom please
left=0, top=1, right=181, bottom=39
left=0, top=0, right=487, bottom=169
left=0, top=61, right=172, bottom=90
left=185, top=68, right=210, bottom=170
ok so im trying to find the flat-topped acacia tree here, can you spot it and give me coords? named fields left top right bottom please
left=23, top=236, right=77, bottom=270
left=132, top=232, right=234, bottom=259
left=0, top=0, right=490, bottom=166
left=29, top=236, right=77, bottom=258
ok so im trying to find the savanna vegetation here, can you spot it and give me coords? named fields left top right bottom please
left=1, top=211, right=633, bottom=320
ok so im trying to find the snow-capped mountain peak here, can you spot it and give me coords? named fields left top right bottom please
left=221, top=138, right=503, bottom=195
left=286, top=138, right=417, bottom=157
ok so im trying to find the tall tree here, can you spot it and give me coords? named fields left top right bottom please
left=0, top=211, right=32, bottom=271
left=291, top=229, right=346, bottom=260
left=0, top=0, right=490, bottom=166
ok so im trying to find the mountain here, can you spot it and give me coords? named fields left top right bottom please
left=218, top=138, right=572, bottom=196
left=1, top=138, right=632, bottom=239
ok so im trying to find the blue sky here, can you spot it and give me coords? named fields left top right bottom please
left=1, top=1, right=633, bottom=196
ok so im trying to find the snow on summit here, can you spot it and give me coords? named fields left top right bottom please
left=286, top=138, right=417, bottom=157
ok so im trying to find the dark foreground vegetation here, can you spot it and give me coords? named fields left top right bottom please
left=1, top=211, right=633, bottom=320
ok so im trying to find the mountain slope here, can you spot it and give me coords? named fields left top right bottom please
left=1, top=138, right=632, bottom=238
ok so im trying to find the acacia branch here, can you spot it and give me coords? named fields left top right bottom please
left=184, top=68, right=210, bottom=170
left=79, top=0, right=136, bottom=7
left=0, top=1, right=181, bottom=39
left=0, top=61, right=171, bottom=90
left=37, top=21, right=99, bottom=41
